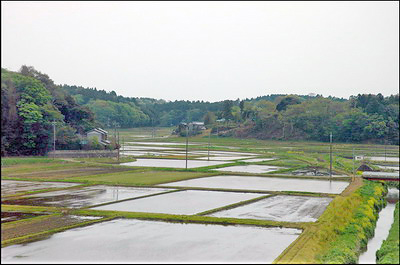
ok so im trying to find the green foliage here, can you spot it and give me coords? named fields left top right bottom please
left=276, top=95, right=302, bottom=111
left=86, top=136, right=105, bottom=150
left=86, top=99, right=149, bottom=128
left=203, top=111, right=216, bottom=125
left=55, top=126, right=81, bottom=150
left=318, top=181, right=387, bottom=263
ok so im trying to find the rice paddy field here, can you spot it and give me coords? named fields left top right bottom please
left=1, top=127, right=399, bottom=263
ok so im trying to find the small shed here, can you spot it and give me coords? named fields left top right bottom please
left=87, top=128, right=110, bottom=146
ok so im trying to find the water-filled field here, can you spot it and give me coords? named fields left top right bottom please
left=208, top=195, right=333, bottom=222
left=1, top=219, right=301, bottom=263
left=92, top=190, right=261, bottom=214
left=159, top=175, right=349, bottom=194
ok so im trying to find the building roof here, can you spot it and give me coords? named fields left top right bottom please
left=88, top=128, right=108, bottom=135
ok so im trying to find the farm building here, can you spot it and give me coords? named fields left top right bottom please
left=86, top=128, right=111, bottom=146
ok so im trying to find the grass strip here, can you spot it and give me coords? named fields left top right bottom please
left=376, top=201, right=399, bottom=264
left=1, top=204, right=67, bottom=214
left=71, top=208, right=309, bottom=230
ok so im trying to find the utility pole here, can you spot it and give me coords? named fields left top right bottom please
left=208, top=130, right=211, bottom=161
left=185, top=125, right=189, bottom=169
left=330, top=132, right=333, bottom=179
left=52, top=120, right=56, bottom=152
left=352, top=147, right=355, bottom=182
left=117, top=131, right=120, bottom=163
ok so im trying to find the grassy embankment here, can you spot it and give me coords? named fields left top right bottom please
left=376, top=201, right=399, bottom=264
left=275, top=180, right=387, bottom=264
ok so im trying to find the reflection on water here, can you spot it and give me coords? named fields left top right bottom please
left=1, top=219, right=301, bottom=263
left=208, top=195, right=333, bottom=222
left=160, top=175, right=349, bottom=194
left=2, top=186, right=173, bottom=208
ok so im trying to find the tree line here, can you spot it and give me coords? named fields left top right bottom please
left=1, top=65, right=398, bottom=156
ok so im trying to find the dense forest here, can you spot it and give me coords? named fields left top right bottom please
left=1, top=66, right=399, bottom=156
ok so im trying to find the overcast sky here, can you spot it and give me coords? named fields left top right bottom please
left=1, top=1, right=399, bottom=102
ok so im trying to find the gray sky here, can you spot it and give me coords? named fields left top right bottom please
left=1, top=1, right=399, bottom=102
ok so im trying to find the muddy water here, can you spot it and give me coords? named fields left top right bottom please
left=208, top=195, right=332, bottom=222
left=1, top=180, right=80, bottom=196
left=1, top=219, right=301, bottom=263
left=159, top=175, right=349, bottom=194
left=215, top=165, right=286, bottom=174
left=92, top=190, right=261, bottom=215
left=120, top=158, right=228, bottom=168
left=358, top=188, right=399, bottom=264
left=1, top=212, right=45, bottom=223
left=2, top=186, right=173, bottom=208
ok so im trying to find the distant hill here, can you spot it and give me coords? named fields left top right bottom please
left=2, top=65, right=398, bottom=157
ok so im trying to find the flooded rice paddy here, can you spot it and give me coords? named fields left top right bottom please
left=92, top=190, right=261, bottom=214
left=214, top=165, right=286, bottom=173
left=375, top=165, right=400, bottom=171
left=1, top=180, right=80, bottom=196
left=120, top=158, right=228, bottom=168
left=360, top=156, right=400, bottom=162
left=1, top=218, right=301, bottom=263
left=2, top=186, right=173, bottom=208
left=159, top=175, right=349, bottom=194
left=208, top=195, right=333, bottom=222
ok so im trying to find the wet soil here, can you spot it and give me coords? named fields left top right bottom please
left=2, top=186, right=173, bottom=208
left=1, top=180, right=80, bottom=197
left=1, top=214, right=96, bottom=241
left=1, top=212, right=45, bottom=224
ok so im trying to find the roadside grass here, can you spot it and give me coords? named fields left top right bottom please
left=376, top=202, right=399, bottom=264
left=274, top=179, right=386, bottom=264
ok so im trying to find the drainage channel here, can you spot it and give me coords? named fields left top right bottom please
left=358, top=188, right=399, bottom=264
